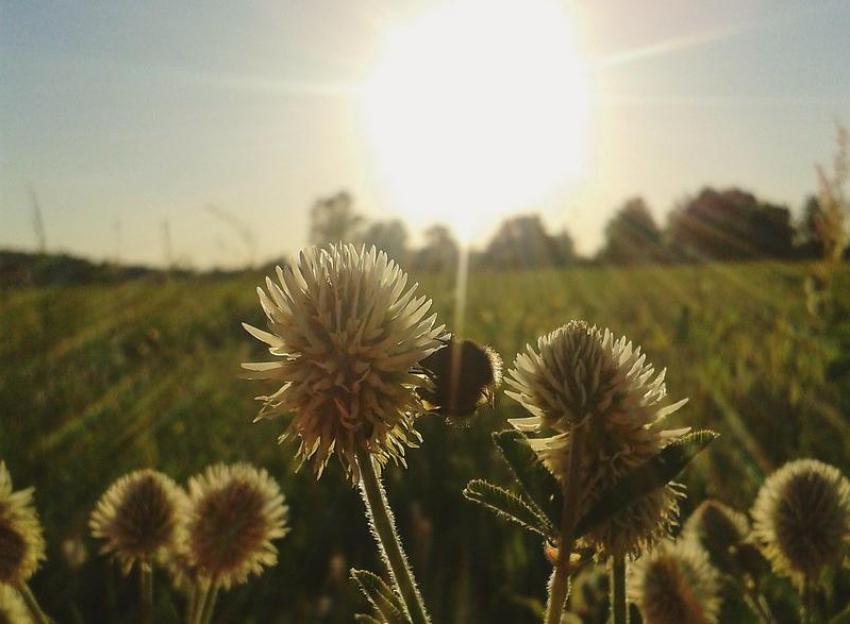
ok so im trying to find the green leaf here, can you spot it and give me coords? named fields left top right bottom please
left=463, top=479, right=555, bottom=537
left=492, top=430, right=563, bottom=526
left=350, top=569, right=410, bottom=624
left=575, top=430, right=719, bottom=537
left=355, top=615, right=385, bottom=624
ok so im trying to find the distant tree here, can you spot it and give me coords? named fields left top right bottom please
left=308, top=191, right=363, bottom=245
left=667, top=187, right=795, bottom=261
left=599, top=197, right=665, bottom=264
left=483, top=214, right=572, bottom=269
left=362, top=219, right=409, bottom=262
left=414, top=224, right=460, bottom=272
left=796, top=195, right=825, bottom=258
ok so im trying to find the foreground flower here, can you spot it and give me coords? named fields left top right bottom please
left=506, top=321, right=689, bottom=557
left=0, top=462, right=46, bottom=586
left=243, top=244, right=447, bottom=480
left=751, top=458, right=850, bottom=584
left=89, top=469, right=187, bottom=574
left=629, top=540, right=721, bottom=624
left=0, top=585, right=29, bottom=623
left=185, top=463, right=288, bottom=590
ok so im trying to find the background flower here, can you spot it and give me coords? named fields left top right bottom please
left=185, top=463, right=289, bottom=590
left=628, top=540, right=721, bottom=624
left=751, top=458, right=850, bottom=584
left=89, top=469, right=187, bottom=574
left=0, top=462, right=46, bottom=587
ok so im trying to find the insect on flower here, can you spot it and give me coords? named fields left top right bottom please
left=417, top=338, right=503, bottom=424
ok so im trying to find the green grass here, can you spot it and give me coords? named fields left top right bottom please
left=1, top=262, right=848, bottom=623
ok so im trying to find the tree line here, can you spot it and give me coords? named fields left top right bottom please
left=306, top=186, right=847, bottom=272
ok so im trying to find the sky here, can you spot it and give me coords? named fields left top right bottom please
left=1, top=0, right=848, bottom=268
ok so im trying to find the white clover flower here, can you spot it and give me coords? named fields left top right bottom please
left=184, top=463, right=289, bottom=591
left=89, top=469, right=188, bottom=575
left=0, top=462, right=46, bottom=586
left=751, top=458, right=850, bottom=584
left=629, top=540, right=721, bottom=624
left=243, top=244, right=447, bottom=480
left=506, top=321, right=689, bottom=557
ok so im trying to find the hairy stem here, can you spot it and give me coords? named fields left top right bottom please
left=611, top=555, right=628, bottom=624
left=15, top=583, right=51, bottom=624
left=139, top=564, right=153, bottom=624
left=199, top=585, right=219, bottom=624
left=356, top=446, right=430, bottom=624
left=544, top=421, right=588, bottom=624
left=800, top=576, right=812, bottom=624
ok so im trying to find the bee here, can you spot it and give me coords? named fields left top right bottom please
left=416, top=338, right=503, bottom=423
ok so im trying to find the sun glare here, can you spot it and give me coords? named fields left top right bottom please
left=359, top=0, right=591, bottom=242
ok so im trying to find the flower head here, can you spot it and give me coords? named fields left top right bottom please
left=629, top=540, right=721, bottom=624
left=0, top=585, right=29, bottom=624
left=506, top=322, right=689, bottom=558
left=184, top=463, right=289, bottom=590
left=243, top=244, right=447, bottom=480
left=0, top=462, right=46, bottom=586
left=751, top=458, right=850, bottom=584
left=683, top=500, right=751, bottom=574
left=89, top=469, right=187, bottom=574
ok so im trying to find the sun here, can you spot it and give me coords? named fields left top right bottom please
left=359, top=0, right=591, bottom=243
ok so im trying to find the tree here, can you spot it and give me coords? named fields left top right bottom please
left=667, top=188, right=795, bottom=261
left=483, top=214, right=573, bottom=270
left=599, top=197, right=664, bottom=264
left=361, top=220, right=409, bottom=262
left=414, top=224, right=460, bottom=272
left=308, top=191, right=363, bottom=245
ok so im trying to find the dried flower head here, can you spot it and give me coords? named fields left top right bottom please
left=243, top=244, right=447, bottom=480
left=507, top=322, right=689, bottom=558
left=683, top=500, right=750, bottom=574
left=0, top=585, right=29, bottom=624
left=0, top=462, right=46, bottom=586
left=89, top=469, right=187, bottom=574
left=629, top=540, right=721, bottom=624
left=751, top=458, right=850, bottom=584
left=185, top=463, right=289, bottom=590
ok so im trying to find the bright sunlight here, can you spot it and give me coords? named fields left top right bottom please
left=359, top=0, right=591, bottom=242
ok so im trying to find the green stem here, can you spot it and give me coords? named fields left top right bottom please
left=139, top=564, right=153, bottom=624
left=544, top=421, right=588, bottom=624
left=15, top=583, right=51, bottom=624
left=198, top=585, right=219, bottom=624
left=191, top=582, right=210, bottom=624
left=801, top=576, right=812, bottom=624
left=356, top=446, right=430, bottom=624
left=186, top=583, right=198, bottom=624
left=611, top=555, right=628, bottom=624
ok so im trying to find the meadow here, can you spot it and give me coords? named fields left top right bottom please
left=1, top=261, right=848, bottom=623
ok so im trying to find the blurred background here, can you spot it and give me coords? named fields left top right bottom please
left=1, top=0, right=849, bottom=622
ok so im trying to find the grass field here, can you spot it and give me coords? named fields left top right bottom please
left=2, top=261, right=849, bottom=623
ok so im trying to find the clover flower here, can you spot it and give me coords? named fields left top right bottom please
left=89, top=469, right=187, bottom=574
left=0, top=462, right=46, bottom=586
left=507, top=321, right=689, bottom=557
left=751, top=458, right=850, bottom=584
left=683, top=500, right=752, bottom=574
left=243, top=244, right=447, bottom=480
left=628, top=540, right=721, bottom=624
left=184, top=464, right=288, bottom=590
